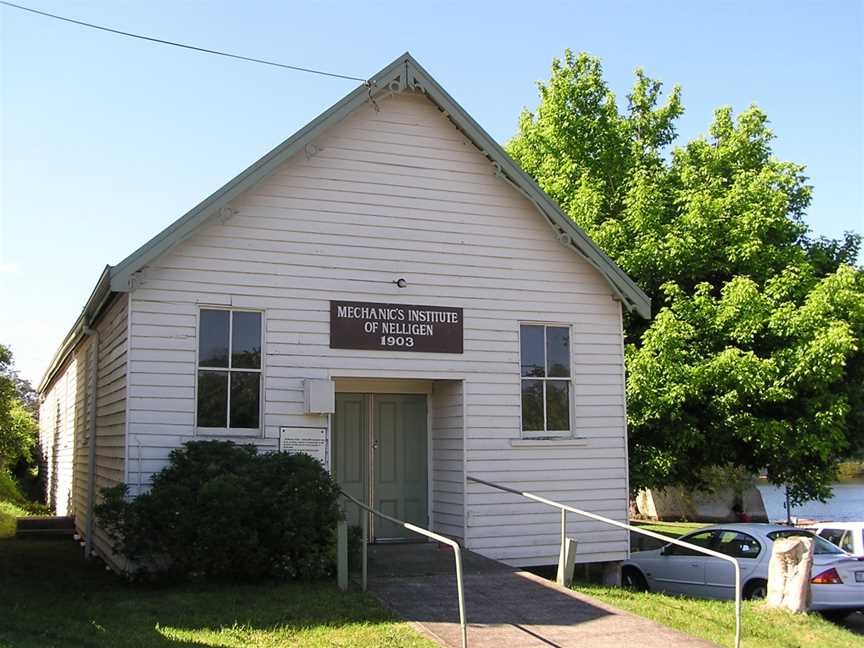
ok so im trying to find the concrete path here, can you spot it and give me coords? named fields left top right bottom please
left=364, top=544, right=719, bottom=648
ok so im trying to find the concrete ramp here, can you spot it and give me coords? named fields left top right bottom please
left=365, top=544, right=718, bottom=648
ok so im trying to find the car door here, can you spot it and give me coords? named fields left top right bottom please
left=703, top=531, right=763, bottom=600
left=651, top=530, right=716, bottom=597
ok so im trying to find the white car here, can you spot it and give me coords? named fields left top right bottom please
left=809, top=522, right=864, bottom=557
left=622, top=523, right=864, bottom=618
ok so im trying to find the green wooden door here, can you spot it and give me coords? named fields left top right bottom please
left=373, top=394, right=428, bottom=540
left=332, top=392, right=428, bottom=541
left=332, top=393, right=368, bottom=528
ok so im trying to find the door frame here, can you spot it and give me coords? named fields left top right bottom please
left=333, top=379, right=433, bottom=542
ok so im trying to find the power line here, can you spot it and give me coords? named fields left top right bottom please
left=0, top=1, right=367, bottom=83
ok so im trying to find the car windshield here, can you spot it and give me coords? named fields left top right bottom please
left=767, top=530, right=845, bottom=555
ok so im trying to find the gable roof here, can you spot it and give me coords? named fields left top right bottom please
left=39, top=52, right=649, bottom=392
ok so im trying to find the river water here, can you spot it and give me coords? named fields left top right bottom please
left=757, top=483, right=864, bottom=523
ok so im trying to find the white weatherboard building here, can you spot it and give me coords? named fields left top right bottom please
left=37, top=53, right=650, bottom=572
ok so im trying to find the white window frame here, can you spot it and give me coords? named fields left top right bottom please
left=518, top=322, right=573, bottom=439
left=194, top=307, right=265, bottom=437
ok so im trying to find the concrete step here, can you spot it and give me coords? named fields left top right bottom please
left=15, top=516, right=75, bottom=537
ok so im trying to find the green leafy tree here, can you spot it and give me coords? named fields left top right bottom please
left=509, top=51, right=864, bottom=502
left=627, top=266, right=863, bottom=502
left=0, top=344, right=38, bottom=472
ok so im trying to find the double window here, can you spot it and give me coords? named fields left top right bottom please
left=520, top=324, right=571, bottom=437
left=196, top=309, right=262, bottom=431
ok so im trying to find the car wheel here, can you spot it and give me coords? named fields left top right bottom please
left=820, top=610, right=852, bottom=622
left=622, top=567, right=649, bottom=592
left=743, top=579, right=768, bottom=600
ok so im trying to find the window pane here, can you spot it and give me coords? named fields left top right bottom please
left=770, top=530, right=843, bottom=555
left=520, top=325, right=545, bottom=377
left=820, top=529, right=843, bottom=546
left=668, top=531, right=715, bottom=556
left=232, top=311, right=262, bottom=369
left=197, top=370, right=228, bottom=427
left=715, top=531, right=761, bottom=559
left=546, top=380, right=570, bottom=431
left=230, top=372, right=260, bottom=429
left=199, top=310, right=230, bottom=367
left=521, top=380, right=544, bottom=431
left=546, top=326, right=570, bottom=377
left=813, top=536, right=844, bottom=555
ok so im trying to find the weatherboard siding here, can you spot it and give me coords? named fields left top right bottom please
left=71, top=338, right=93, bottom=535
left=431, top=380, right=464, bottom=541
left=90, top=294, right=129, bottom=567
left=39, top=354, right=78, bottom=518
left=125, top=91, right=629, bottom=565
left=37, top=295, right=127, bottom=565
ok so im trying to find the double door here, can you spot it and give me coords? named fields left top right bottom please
left=332, top=393, right=428, bottom=541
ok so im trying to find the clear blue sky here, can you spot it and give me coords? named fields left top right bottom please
left=1, top=0, right=862, bottom=384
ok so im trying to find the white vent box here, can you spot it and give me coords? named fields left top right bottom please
left=304, top=379, right=335, bottom=414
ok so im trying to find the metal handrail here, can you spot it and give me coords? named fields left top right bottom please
left=338, top=490, right=468, bottom=648
left=467, top=476, right=742, bottom=648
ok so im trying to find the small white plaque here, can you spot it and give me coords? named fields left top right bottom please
left=279, top=427, right=327, bottom=465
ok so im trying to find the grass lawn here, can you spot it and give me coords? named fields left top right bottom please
left=0, top=538, right=435, bottom=648
left=0, top=500, right=28, bottom=539
left=630, top=520, right=709, bottom=539
left=574, top=583, right=864, bottom=648
left=628, top=520, right=709, bottom=552
left=0, top=470, right=49, bottom=540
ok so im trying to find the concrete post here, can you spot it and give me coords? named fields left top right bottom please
left=556, top=538, right=578, bottom=587
left=766, top=536, right=813, bottom=613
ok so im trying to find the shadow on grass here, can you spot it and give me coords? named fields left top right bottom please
left=0, top=538, right=416, bottom=648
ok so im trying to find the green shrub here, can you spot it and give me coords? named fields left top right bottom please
left=0, top=469, right=27, bottom=506
left=0, top=469, right=47, bottom=514
left=96, top=440, right=342, bottom=580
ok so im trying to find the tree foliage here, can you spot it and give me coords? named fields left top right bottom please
left=508, top=51, right=864, bottom=502
left=0, top=344, right=38, bottom=472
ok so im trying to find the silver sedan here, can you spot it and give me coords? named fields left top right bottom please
left=622, top=523, right=864, bottom=618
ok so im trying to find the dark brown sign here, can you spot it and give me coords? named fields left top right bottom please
left=330, top=301, right=463, bottom=353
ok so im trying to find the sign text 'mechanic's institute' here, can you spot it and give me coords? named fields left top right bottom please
left=330, top=300, right=463, bottom=353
